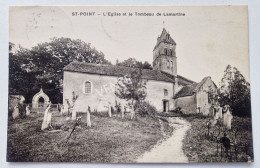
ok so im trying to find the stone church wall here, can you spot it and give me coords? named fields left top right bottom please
left=175, top=95, right=197, bottom=114
left=63, top=71, right=174, bottom=113
left=63, top=71, right=118, bottom=112
left=146, top=80, right=174, bottom=112
left=196, top=77, right=217, bottom=115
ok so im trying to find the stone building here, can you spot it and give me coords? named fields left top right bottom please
left=63, top=28, right=217, bottom=114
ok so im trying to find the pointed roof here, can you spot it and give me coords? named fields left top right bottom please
left=153, top=28, right=176, bottom=50
left=174, top=76, right=213, bottom=99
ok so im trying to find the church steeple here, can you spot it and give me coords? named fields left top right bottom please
left=153, top=28, right=177, bottom=77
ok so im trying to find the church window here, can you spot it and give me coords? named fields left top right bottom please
left=164, top=48, right=168, bottom=55
left=170, top=49, right=173, bottom=56
left=171, top=61, right=173, bottom=70
left=166, top=34, right=169, bottom=39
left=84, top=81, right=92, bottom=94
left=164, top=89, right=168, bottom=96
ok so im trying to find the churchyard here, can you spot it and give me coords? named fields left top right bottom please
left=7, top=110, right=173, bottom=162
left=183, top=114, right=253, bottom=163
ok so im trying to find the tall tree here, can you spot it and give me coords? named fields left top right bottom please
left=218, top=65, right=251, bottom=117
left=115, top=69, right=147, bottom=111
left=9, top=37, right=110, bottom=103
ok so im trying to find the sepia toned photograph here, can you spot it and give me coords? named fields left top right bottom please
left=8, top=6, right=253, bottom=163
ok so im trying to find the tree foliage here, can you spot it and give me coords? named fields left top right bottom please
left=115, top=69, right=147, bottom=110
left=9, top=38, right=110, bottom=103
left=218, top=65, right=251, bottom=117
left=116, top=58, right=152, bottom=70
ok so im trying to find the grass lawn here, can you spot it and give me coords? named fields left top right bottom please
left=183, top=114, right=254, bottom=163
left=7, top=112, right=172, bottom=162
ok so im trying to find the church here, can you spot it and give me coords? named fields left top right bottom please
left=63, top=28, right=217, bottom=115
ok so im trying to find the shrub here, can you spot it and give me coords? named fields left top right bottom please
left=135, top=101, right=158, bottom=118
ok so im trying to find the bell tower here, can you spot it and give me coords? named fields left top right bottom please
left=153, top=28, right=177, bottom=77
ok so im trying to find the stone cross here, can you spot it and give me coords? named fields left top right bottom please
left=12, top=105, right=19, bottom=119
left=41, top=104, right=52, bottom=130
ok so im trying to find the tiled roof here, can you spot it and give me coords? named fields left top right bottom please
left=153, top=28, right=176, bottom=50
left=174, top=76, right=211, bottom=99
left=64, top=62, right=174, bottom=83
left=178, top=75, right=196, bottom=86
left=160, top=71, right=195, bottom=86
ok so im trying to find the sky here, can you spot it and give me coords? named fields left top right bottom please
left=9, top=6, right=250, bottom=84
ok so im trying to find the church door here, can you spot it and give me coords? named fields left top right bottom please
left=163, top=100, right=169, bottom=112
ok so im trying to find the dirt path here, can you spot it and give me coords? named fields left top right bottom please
left=137, top=117, right=191, bottom=163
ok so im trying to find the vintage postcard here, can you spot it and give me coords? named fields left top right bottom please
left=8, top=6, right=253, bottom=163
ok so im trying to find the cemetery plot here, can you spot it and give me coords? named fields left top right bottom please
left=7, top=111, right=169, bottom=162
left=183, top=114, right=253, bottom=163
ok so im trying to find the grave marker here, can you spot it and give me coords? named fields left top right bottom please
left=12, top=105, right=19, bottom=119
left=41, top=103, right=52, bottom=130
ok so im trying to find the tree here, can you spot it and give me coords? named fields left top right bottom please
left=142, top=61, right=153, bottom=70
left=116, top=58, right=152, bottom=70
left=9, top=43, right=36, bottom=97
left=218, top=65, right=251, bottom=117
left=115, top=69, right=147, bottom=113
left=65, top=91, right=79, bottom=120
left=207, top=85, right=219, bottom=109
left=9, top=38, right=110, bottom=103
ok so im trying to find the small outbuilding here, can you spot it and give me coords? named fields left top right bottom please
left=32, top=88, right=50, bottom=112
left=174, top=77, right=217, bottom=115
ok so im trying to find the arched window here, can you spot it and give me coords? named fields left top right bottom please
left=164, top=89, right=168, bottom=96
left=166, top=34, right=169, bottom=39
left=164, top=48, right=168, bottom=55
left=170, top=49, right=173, bottom=56
left=84, top=81, right=92, bottom=94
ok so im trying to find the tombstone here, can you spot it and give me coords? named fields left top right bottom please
left=211, top=118, right=218, bottom=126
left=9, top=95, right=25, bottom=112
left=41, top=103, right=52, bottom=130
left=223, top=106, right=233, bottom=130
left=71, top=108, right=77, bottom=120
left=108, top=103, right=112, bottom=118
left=217, top=107, right=223, bottom=119
left=122, top=106, right=126, bottom=119
left=12, top=105, right=19, bottom=119
left=61, top=106, right=64, bottom=115
left=86, top=106, right=91, bottom=127
left=130, top=105, right=135, bottom=120
left=59, top=104, right=65, bottom=115
left=26, top=105, right=31, bottom=116
left=226, top=113, right=233, bottom=130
